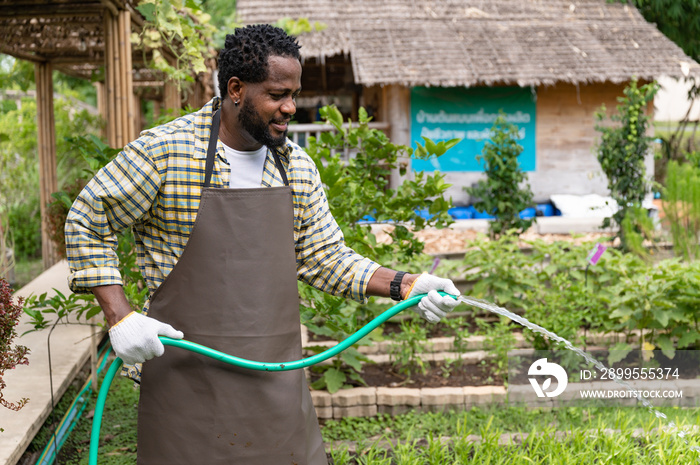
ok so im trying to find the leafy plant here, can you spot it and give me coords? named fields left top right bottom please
left=466, top=114, right=534, bottom=238
left=475, top=317, right=516, bottom=383
left=306, top=105, right=455, bottom=267
left=608, top=258, right=700, bottom=359
left=6, top=194, right=40, bottom=261
left=663, top=158, right=700, bottom=260
left=461, top=234, right=539, bottom=309
left=23, top=290, right=101, bottom=332
left=0, top=277, right=29, bottom=413
left=441, top=316, right=472, bottom=368
left=301, top=105, right=457, bottom=387
left=594, top=79, right=658, bottom=252
left=0, top=94, right=102, bottom=260
left=387, top=319, right=429, bottom=379
left=308, top=346, right=369, bottom=394
left=133, top=0, right=217, bottom=89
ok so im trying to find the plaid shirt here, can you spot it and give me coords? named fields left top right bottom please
left=66, top=97, right=379, bottom=306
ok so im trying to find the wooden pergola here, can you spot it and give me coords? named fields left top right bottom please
left=0, top=0, right=214, bottom=269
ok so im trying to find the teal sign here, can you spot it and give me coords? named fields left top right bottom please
left=410, top=86, right=537, bottom=172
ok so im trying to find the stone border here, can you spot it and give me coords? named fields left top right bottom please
left=311, top=378, right=700, bottom=420
left=311, top=385, right=507, bottom=420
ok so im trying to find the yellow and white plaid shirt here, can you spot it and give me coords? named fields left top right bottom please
left=66, top=97, right=380, bottom=306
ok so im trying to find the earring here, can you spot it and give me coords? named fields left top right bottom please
left=234, top=100, right=240, bottom=107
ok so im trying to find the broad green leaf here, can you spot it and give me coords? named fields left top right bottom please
left=656, top=335, right=675, bottom=360
left=608, top=343, right=633, bottom=364
left=136, top=3, right=156, bottom=22
left=323, top=368, right=346, bottom=394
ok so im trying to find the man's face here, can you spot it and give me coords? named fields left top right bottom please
left=238, top=55, right=302, bottom=149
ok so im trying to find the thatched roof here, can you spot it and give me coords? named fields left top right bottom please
left=236, top=0, right=700, bottom=87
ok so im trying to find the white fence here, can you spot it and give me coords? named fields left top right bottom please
left=287, top=122, right=390, bottom=159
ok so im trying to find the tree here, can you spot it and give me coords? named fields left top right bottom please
left=621, top=0, right=700, bottom=62
left=618, top=0, right=700, bottom=167
left=466, top=115, right=535, bottom=239
left=595, top=79, right=658, bottom=253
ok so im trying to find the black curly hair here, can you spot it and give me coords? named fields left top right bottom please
left=217, top=24, right=302, bottom=98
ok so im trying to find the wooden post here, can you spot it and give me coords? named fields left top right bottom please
left=103, top=9, right=135, bottom=148
left=163, top=79, right=180, bottom=115
left=94, top=82, right=108, bottom=141
left=383, top=84, right=412, bottom=189
left=34, top=61, right=58, bottom=269
left=104, top=13, right=116, bottom=147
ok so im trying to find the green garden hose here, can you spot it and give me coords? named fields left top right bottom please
left=89, top=294, right=436, bottom=464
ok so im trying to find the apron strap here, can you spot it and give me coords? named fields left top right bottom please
left=272, top=147, right=290, bottom=187
left=204, top=108, right=289, bottom=188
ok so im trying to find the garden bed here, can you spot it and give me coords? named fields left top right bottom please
left=311, top=360, right=504, bottom=390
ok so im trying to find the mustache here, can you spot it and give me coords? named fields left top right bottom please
left=270, top=116, right=293, bottom=125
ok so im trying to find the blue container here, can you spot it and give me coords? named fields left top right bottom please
left=519, top=207, right=537, bottom=219
left=536, top=203, right=555, bottom=217
left=448, top=207, right=474, bottom=220
left=357, top=215, right=376, bottom=224
left=415, top=208, right=434, bottom=220
left=472, top=207, right=495, bottom=219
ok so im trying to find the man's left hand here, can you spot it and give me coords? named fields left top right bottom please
left=406, top=273, right=460, bottom=323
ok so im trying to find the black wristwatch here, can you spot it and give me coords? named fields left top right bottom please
left=390, top=271, right=407, bottom=301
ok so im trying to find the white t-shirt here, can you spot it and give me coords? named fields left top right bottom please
left=221, top=143, right=268, bottom=188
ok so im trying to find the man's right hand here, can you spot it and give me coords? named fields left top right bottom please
left=108, top=312, right=184, bottom=365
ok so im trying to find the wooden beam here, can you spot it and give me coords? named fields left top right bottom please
left=0, top=5, right=103, bottom=18
left=34, top=61, right=58, bottom=269
left=0, top=47, right=47, bottom=63
left=99, top=0, right=119, bottom=17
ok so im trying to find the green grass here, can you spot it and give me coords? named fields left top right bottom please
left=329, top=428, right=700, bottom=465
left=321, top=406, right=700, bottom=443
left=24, top=361, right=138, bottom=464
left=13, top=257, right=43, bottom=289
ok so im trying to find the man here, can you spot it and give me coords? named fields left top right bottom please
left=66, top=24, right=459, bottom=464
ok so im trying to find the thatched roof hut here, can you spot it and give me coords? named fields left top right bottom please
left=236, top=0, right=700, bottom=87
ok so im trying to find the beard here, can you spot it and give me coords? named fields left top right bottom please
left=237, top=99, right=288, bottom=148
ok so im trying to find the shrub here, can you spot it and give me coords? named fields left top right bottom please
left=466, top=114, right=534, bottom=239
left=595, top=79, right=658, bottom=252
left=300, top=105, right=456, bottom=336
left=301, top=105, right=457, bottom=390
left=0, top=277, right=29, bottom=413
left=663, top=157, right=700, bottom=260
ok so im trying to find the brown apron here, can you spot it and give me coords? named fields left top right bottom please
left=137, top=109, right=327, bottom=465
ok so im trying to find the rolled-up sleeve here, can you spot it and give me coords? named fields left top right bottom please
left=294, top=164, right=380, bottom=302
left=66, top=138, right=162, bottom=293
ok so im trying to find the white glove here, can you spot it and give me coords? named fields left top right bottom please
left=407, top=273, right=460, bottom=323
left=109, top=312, right=184, bottom=365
